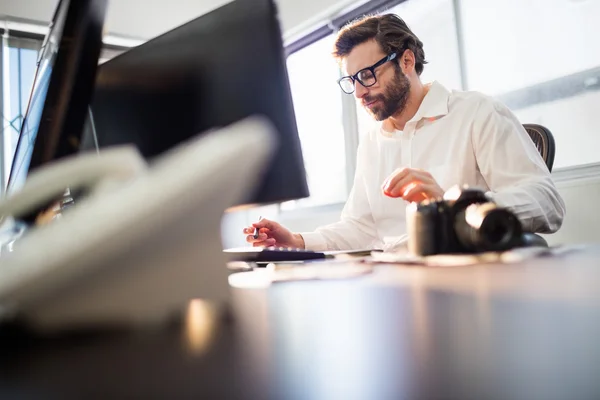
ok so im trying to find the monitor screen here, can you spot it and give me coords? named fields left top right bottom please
left=7, top=0, right=70, bottom=193
left=84, top=0, right=309, bottom=207
left=6, top=0, right=107, bottom=199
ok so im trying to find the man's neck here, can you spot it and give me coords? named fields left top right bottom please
left=384, top=81, right=429, bottom=132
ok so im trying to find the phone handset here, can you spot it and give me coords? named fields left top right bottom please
left=0, top=146, right=147, bottom=221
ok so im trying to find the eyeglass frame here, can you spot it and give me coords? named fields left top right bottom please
left=337, top=52, right=399, bottom=94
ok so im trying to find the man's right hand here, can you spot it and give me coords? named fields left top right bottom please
left=243, top=218, right=305, bottom=249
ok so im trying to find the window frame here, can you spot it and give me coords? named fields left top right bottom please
left=0, top=40, right=4, bottom=193
left=0, top=35, right=44, bottom=194
left=279, top=36, right=360, bottom=211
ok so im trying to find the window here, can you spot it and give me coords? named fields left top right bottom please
left=357, top=0, right=462, bottom=139
left=1, top=37, right=41, bottom=191
left=459, top=0, right=600, bottom=169
left=388, top=0, right=462, bottom=90
left=283, top=34, right=350, bottom=209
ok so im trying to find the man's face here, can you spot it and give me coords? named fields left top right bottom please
left=342, top=40, right=411, bottom=121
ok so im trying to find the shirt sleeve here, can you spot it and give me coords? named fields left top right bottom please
left=471, top=97, right=566, bottom=233
left=300, top=139, right=378, bottom=251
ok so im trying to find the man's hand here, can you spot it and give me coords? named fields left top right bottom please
left=243, top=218, right=305, bottom=248
left=382, top=167, right=444, bottom=202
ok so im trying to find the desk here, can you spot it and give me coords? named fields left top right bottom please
left=1, top=246, right=600, bottom=399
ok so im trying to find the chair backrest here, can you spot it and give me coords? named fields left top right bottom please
left=523, top=123, right=555, bottom=172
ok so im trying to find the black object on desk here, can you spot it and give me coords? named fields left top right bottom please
left=224, top=247, right=326, bottom=263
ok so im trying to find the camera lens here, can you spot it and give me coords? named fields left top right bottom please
left=455, top=202, right=522, bottom=252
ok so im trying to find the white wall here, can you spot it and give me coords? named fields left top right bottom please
left=459, top=0, right=600, bottom=96
left=0, top=0, right=362, bottom=41
left=540, top=167, right=600, bottom=246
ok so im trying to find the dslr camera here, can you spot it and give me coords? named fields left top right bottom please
left=407, top=185, right=524, bottom=256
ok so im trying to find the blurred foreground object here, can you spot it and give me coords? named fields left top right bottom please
left=0, top=117, right=276, bottom=333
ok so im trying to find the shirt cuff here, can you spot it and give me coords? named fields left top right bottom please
left=299, top=232, right=329, bottom=252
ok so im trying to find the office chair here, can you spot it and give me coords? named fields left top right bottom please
left=523, top=123, right=555, bottom=172
left=519, top=123, right=556, bottom=248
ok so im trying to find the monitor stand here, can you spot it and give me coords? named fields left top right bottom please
left=0, top=117, right=277, bottom=333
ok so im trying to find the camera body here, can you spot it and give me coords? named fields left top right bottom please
left=407, top=186, right=523, bottom=256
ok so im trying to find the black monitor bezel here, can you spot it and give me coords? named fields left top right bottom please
left=6, top=0, right=108, bottom=196
left=86, top=0, right=310, bottom=207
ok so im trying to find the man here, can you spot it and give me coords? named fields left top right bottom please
left=243, top=14, right=565, bottom=251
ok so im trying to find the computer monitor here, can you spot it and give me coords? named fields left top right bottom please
left=83, top=0, right=309, bottom=206
left=6, top=0, right=108, bottom=198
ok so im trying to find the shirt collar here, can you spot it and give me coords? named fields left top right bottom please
left=408, top=81, right=450, bottom=123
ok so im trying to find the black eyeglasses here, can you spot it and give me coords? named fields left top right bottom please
left=338, top=53, right=398, bottom=94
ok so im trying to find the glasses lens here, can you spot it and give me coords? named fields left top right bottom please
left=339, top=77, right=355, bottom=94
left=357, top=69, right=376, bottom=87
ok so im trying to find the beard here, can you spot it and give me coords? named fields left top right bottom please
left=363, top=68, right=411, bottom=121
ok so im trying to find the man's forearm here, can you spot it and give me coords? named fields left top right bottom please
left=487, top=179, right=565, bottom=233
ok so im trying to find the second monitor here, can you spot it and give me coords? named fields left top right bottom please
left=83, top=0, right=309, bottom=207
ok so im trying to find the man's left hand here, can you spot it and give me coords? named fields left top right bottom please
left=382, top=167, right=445, bottom=203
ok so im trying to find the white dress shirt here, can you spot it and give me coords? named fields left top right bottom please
left=300, top=81, right=566, bottom=251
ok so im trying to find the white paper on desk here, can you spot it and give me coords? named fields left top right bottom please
left=323, top=250, right=383, bottom=264
left=370, top=245, right=587, bottom=267
left=370, top=250, right=505, bottom=267
left=369, top=251, right=424, bottom=264
left=270, top=263, right=373, bottom=282
left=381, top=234, right=409, bottom=253
left=228, top=263, right=374, bottom=289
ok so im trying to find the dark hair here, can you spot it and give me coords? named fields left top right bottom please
left=333, top=14, right=427, bottom=75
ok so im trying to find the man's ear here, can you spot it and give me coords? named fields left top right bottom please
left=398, top=49, right=416, bottom=74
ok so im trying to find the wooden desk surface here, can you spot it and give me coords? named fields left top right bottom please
left=2, top=246, right=600, bottom=399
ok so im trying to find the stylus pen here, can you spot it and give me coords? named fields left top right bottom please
left=253, top=215, right=263, bottom=239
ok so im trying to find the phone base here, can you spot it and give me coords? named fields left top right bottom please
left=0, top=117, right=277, bottom=334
